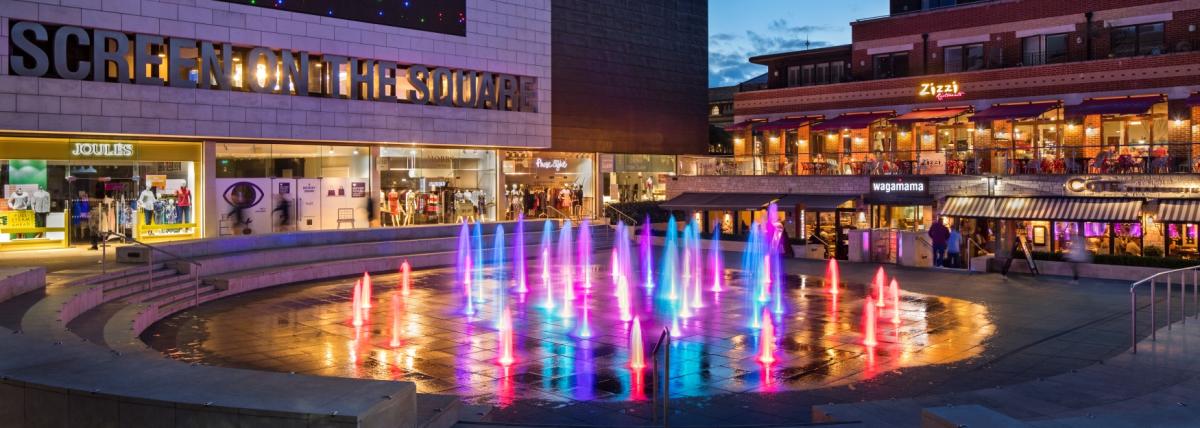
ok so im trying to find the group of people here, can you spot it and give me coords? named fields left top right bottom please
left=927, top=219, right=963, bottom=268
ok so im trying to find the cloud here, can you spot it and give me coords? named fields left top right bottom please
left=708, top=19, right=837, bottom=86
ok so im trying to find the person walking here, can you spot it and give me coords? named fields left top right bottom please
left=1067, top=230, right=1092, bottom=282
left=928, top=218, right=950, bottom=267
left=946, top=227, right=963, bottom=268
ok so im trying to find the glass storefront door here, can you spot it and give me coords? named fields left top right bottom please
left=502, top=151, right=596, bottom=220
left=379, top=148, right=497, bottom=225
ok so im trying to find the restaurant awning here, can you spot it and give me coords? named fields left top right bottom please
left=969, top=102, right=1059, bottom=122
left=888, top=107, right=971, bottom=126
left=1187, top=93, right=1200, bottom=107
left=756, top=117, right=818, bottom=131
left=810, top=112, right=894, bottom=132
left=661, top=193, right=780, bottom=210
left=774, top=194, right=856, bottom=210
left=1157, top=199, right=1200, bottom=223
left=1064, top=96, right=1162, bottom=121
left=941, top=196, right=1144, bottom=222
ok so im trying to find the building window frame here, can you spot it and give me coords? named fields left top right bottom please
left=786, top=65, right=801, bottom=87
left=943, top=43, right=984, bottom=73
left=1021, top=33, right=1069, bottom=65
left=873, top=51, right=910, bottom=79
left=1110, top=22, right=1166, bottom=58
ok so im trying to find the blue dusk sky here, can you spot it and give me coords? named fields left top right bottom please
left=708, top=0, right=889, bottom=87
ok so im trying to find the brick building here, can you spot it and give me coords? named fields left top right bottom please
left=0, top=0, right=707, bottom=251
left=672, top=0, right=1200, bottom=267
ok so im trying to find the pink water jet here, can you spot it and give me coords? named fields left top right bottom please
left=617, top=274, right=632, bottom=322
left=874, top=267, right=886, bottom=308
left=890, top=279, right=901, bottom=325
left=827, top=258, right=840, bottom=295
left=862, top=296, right=878, bottom=347
left=400, top=260, right=411, bottom=296
left=352, top=279, right=363, bottom=327
left=540, top=246, right=552, bottom=309
left=389, top=294, right=402, bottom=348
left=361, top=272, right=372, bottom=309
left=465, top=255, right=476, bottom=315
left=758, top=255, right=771, bottom=302
left=758, top=309, right=777, bottom=364
left=630, top=317, right=646, bottom=369
left=578, top=293, right=593, bottom=337
left=498, top=308, right=515, bottom=366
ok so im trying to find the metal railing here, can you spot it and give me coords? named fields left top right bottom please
left=604, top=203, right=639, bottom=226
left=1129, top=265, right=1200, bottom=354
left=102, top=232, right=204, bottom=308
left=651, top=327, right=671, bottom=427
left=966, top=238, right=991, bottom=273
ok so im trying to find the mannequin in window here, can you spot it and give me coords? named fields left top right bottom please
left=7, top=187, right=30, bottom=211
left=138, top=185, right=158, bottom=226
left=175, top=184, right=192, bottom=224
left=30, top=185, right=51, bottom=230
left=387, top=188, right=400, bottom=226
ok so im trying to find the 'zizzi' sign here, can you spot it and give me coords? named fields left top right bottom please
left=918, top=81, right=964, bottom=101
left=8, top=21, right=537, bottom=112
left=534, top=158, right=569, bottom=171
left=71, top=142, right=133, bottom=157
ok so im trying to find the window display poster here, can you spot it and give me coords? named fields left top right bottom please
left=351, top=181, right=366, bottom=198
left=321, top=177, right=368, bottom=229
left=6, top=160, right=46, bottom=197
left=0, top=210, right=35, bottom=228
left=297, top=179, right=322, bottom=231
left=145, top=175, right=168, bottom=191
left=215, top=178, right=272, bottom=236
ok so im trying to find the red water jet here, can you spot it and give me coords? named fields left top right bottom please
left=874, top=267, right=886, bottom=308
left=890, top=279, right=901, bottom=325
left=630, top=317, right=646, bottom=370
left=389, top=294, right=402, bottom=347
left=498, top=308, right=515, bottom=366
left=862, top=296, right=878, bottom=347
left=826, top=258, right=840, bottom=295
left=361, top=272, right=372, bottom=309
left=758, top=309, right=777, bottom=364
left=352, top=279, right=363, bottom=327
left=400, top=260, right=411, bottom=296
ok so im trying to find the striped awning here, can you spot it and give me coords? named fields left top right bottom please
left=1158, top=199, right=1200, bottom=223
left=941, top=197, right=1143, bottom=222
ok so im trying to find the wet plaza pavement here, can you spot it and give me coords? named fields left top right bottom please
left=142, top=256, right=1136, bottom=425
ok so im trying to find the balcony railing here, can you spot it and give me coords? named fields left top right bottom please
left=678, top=144, right=1200, bottom=177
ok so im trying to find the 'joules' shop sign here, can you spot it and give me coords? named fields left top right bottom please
left=8, top=21, right=537, bottom=112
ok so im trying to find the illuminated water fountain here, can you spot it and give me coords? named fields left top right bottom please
left=361, top=272, right=372, bottom=309
left=493, top=224, right=507, bottom=328
left=399, top=260, right=411, bottom=296
left=352, top=279, right=363, bottom=327
left=514, top=215, right=527, bottom=293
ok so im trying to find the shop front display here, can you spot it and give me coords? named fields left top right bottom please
left=216, top=143, right=371, bottom=235
left=600, top=154, right=675, bottom=203
left=0, top=138, right=201, bottom=249
left=502, top=152, right=595, bottom=219
left=380, top=148, right=497, bottom=225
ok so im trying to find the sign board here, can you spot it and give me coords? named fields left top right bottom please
left=869, top=176, right=929, bottom=197
left=918, top=152, right=946, bottom=175
left=0, top=210, right=36, bottom=229
left=918, top=81, right=964, bottom=100
left=1064, top=176, right=1200, bottom=197
left=71, top=142, right=134, bottom=158
left=9, top=21, right=537, bottom=112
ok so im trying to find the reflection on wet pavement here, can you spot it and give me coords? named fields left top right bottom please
left=142, top=262, right=992, bottom=409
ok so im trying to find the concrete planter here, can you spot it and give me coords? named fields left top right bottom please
left=1002, top=258, right=1172, bottom=281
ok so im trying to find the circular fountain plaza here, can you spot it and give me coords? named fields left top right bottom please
left=143, top=213, right=999, bottom=422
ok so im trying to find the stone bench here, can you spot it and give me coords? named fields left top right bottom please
left=0, top=327, right=418, bottom=428
left=0, top=267, right=45, bottom=304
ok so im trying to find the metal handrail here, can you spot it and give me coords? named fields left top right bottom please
left=604, top=204, right=639, bottom=225
left=102, top=232, right=204, bottom=308
left=650, top=327, right=671, bottom=427
left=1129, top=265, right=1200, bottom=354
left=966, top=238, right=990, bottom=273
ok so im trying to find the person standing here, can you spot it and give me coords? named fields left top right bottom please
left=1066, top=230, right=1092, bottom=282
left=946, top=227, right=962, bottom=268
left=928, top=218, right=950, bottom=267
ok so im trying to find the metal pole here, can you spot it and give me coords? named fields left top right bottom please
left=663, top=330, right=670, bottom=428
left=101, top=235, right=107, bottom=275
left=1182, top=271, right=1187, bottom=325
left=1194, top=269, right=1198, bottom=320
left=1168, top=274, right=1172, bottom=330
left=148, top=247, right=154, bottom=293
left=1131, top=290, right=1137, bottom=354
left=193, top=267, right=200, bottom=308
left=651, top=350, right=657, bottom=423
left=1151, top=278, right=1156, bottom=341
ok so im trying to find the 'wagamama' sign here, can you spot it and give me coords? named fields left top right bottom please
left=8, top=21, right=537, bottom=112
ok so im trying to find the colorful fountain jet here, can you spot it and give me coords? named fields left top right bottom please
left=629, top=317, right=646, bottom=370
left=559, top=220, right=576, bottom=303
left=580, top=219, right=592, bottom=290
left=493, top=224, right=507, bottom=328
left=577, top=292, right=593, bottom=338
left=514, top=214, right=527, bottom=293
left=641, top=216, right=654, bottom=289
left=352, top=279, right=363, bottom=327
left=399, top=260, right=411, bottom=296
left=827, top=258, right=840, bottom=296
left=863, top=296, right=878, bottom=347
left=710, top=224, right=723, bottom=292
left=541, top=248, right=554, bottom=310
left=875, top=267, right=886, bottom=308
left=661, top=215, right=679, bottom=301
left=361, top=272, right=372, bottom=309
left=472, top=221, right=485, bottom=304
left=498, top=308, right=515, bottom=366
left=758, top=308, right=777, bottom=364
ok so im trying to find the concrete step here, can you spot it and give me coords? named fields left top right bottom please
left=418, top=394, right=467, bottom=428
left=922, top=405, right=1031, bottom=428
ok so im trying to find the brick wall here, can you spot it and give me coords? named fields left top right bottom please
left=0, top=0, right=552, bottom=148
